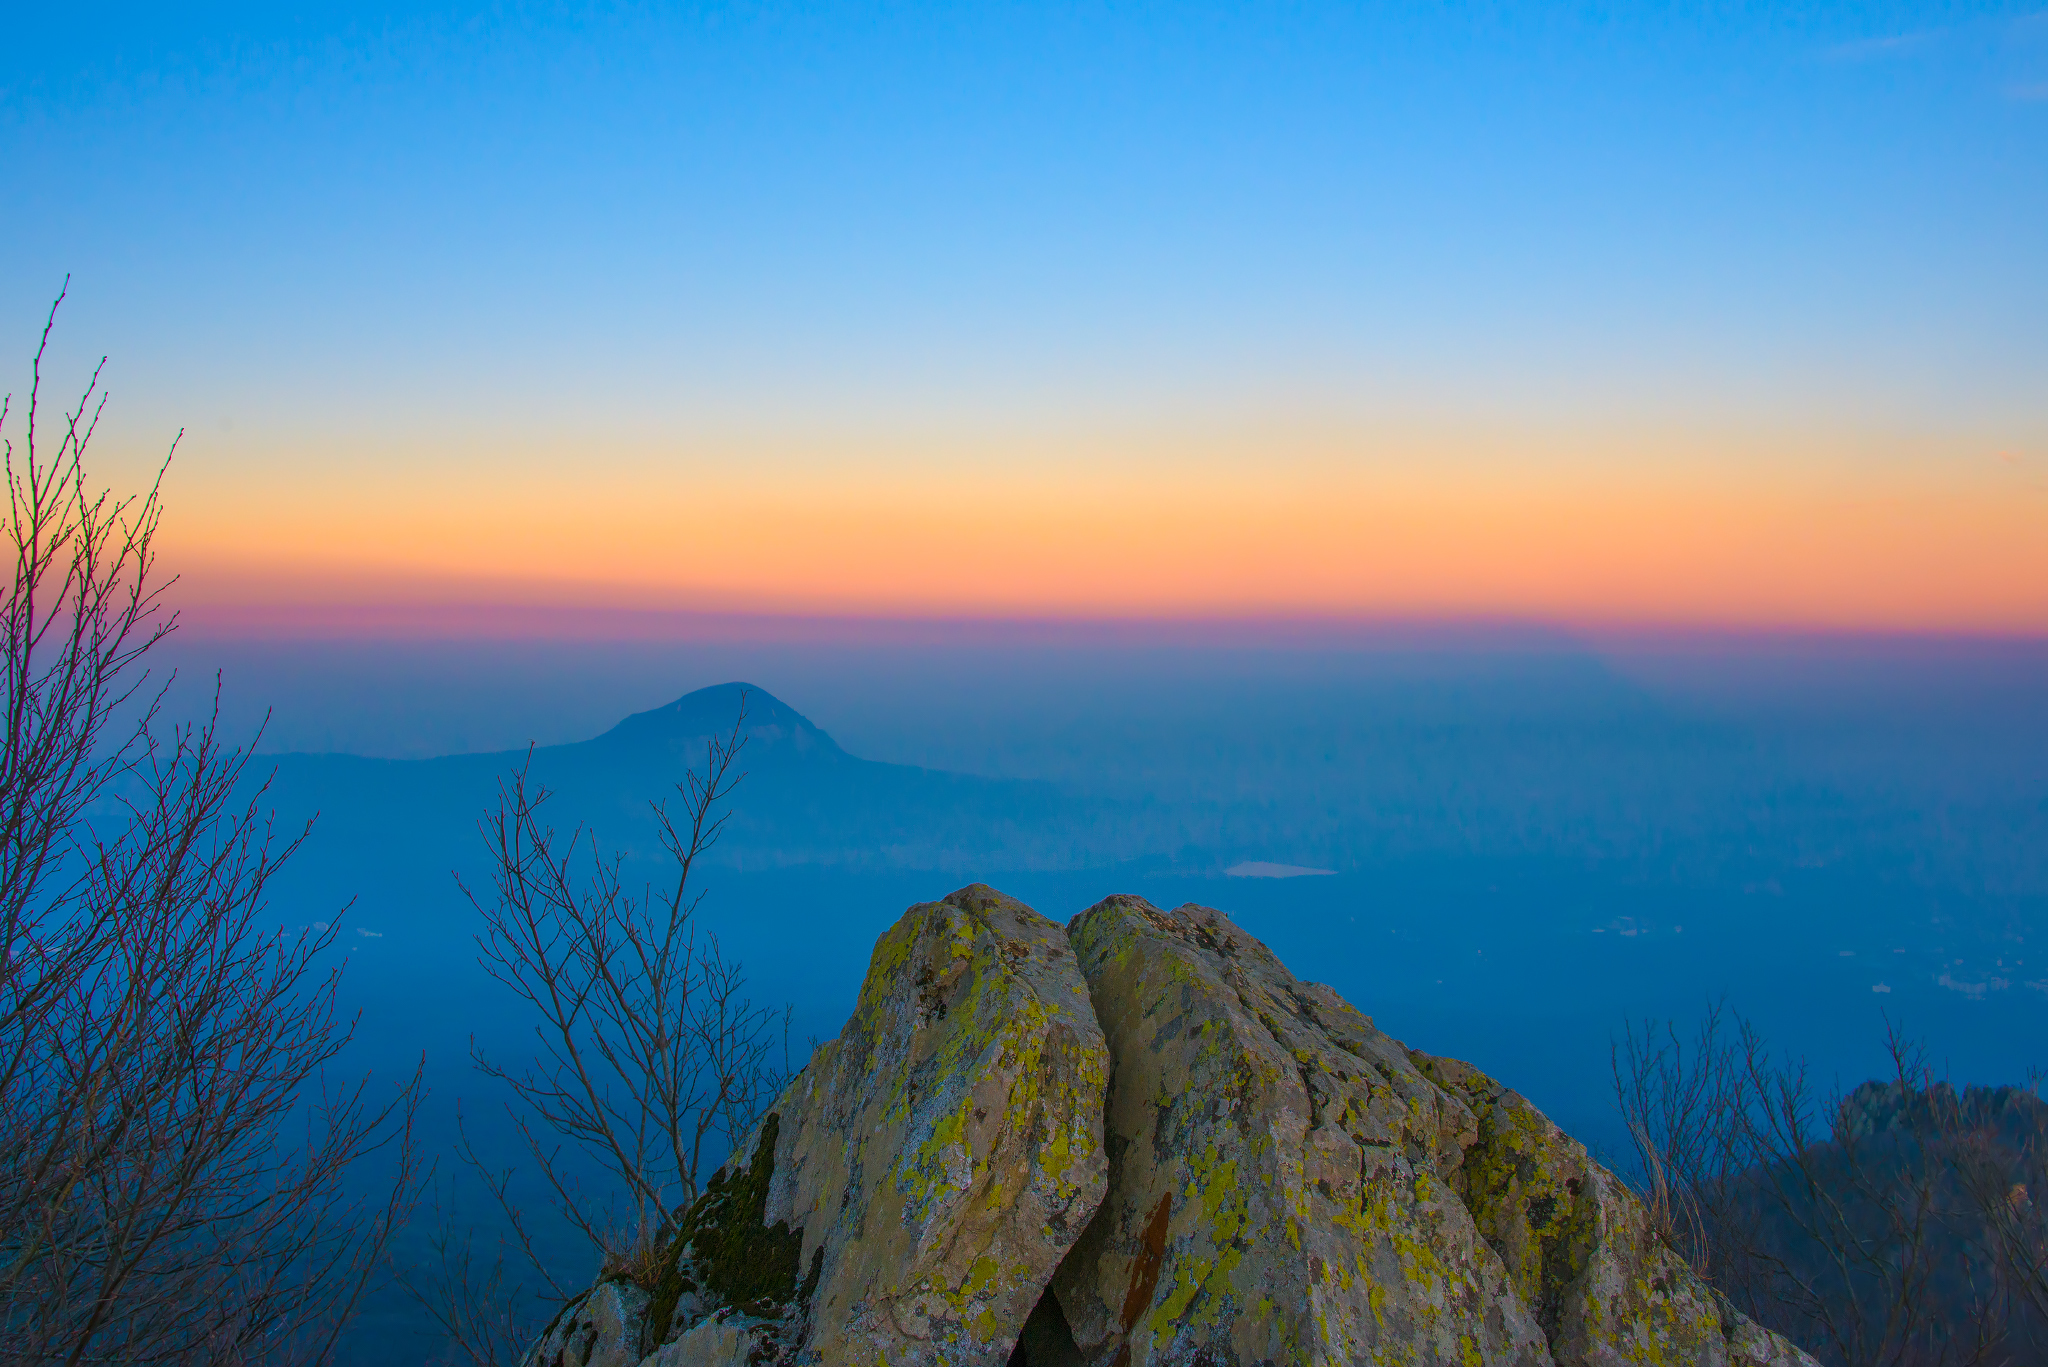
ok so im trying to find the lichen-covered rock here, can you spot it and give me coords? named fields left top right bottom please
left=650, top=884, right=1111, bottom=1366
left=1723, top=1313, right=1815, bottom=1367
left=641, top=1316, right=754, bottom=1367
left=523, top=1281, right=651, bottom=1367
left=638, top=1111, right=813, bottom=1359
left=1050, top=894, right=1549, bottom=1366
left=1049, top=895, right=1818, bottom=1367
left=525, top=885, right=1817, bottom=1367
left=1413, top=1054, right=1808, bottom=1367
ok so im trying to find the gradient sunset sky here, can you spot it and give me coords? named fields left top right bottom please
left=6, top=2, right=2045, bottom=635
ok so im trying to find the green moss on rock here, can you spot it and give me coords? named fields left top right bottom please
left=647, top=1113, right=806, bottom=1345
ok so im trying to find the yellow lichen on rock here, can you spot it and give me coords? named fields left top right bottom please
left=1410, top=1051, right=1810, bottom=1367
left=527, top=885, right=1821, bottom=1367
left=1047, top=895, right=1549, bottom=1367
left=1039, top=895, right=1817, bottom=1367
left=631, top=885, right=1109, bottom=1367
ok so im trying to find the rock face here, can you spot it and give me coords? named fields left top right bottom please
left=526, top=886, right=1815, bottom=1367
left=629, top=884, right=1110, bottom=1367
left=1412, top=1054, right=1811, bottom=1367
left=1044, top=895, right=1813, bottom=1367
left=525, top=1282, right=651, bottom=1367
left=1048, top=895, right=1550, bottom=1367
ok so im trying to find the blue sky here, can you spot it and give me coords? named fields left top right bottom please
left=4, top=2, right=2045, bottom=630
left=11, top=2, right=2044, bottom=420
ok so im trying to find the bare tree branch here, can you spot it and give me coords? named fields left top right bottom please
left=0, top=287, right=424, bottom=1366
left=403, top=696, right=790, bottom=1360
left=1615, top=1006, right=2032, bottom=1366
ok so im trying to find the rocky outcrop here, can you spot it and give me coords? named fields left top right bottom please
left=1043, top=895, right=1814, bottom=1367
left=557, top=884, right=1112, bottom=1367
left=527, top=887, right=1814, bottom=1367
left=1048, top=895, right=1549, bottom=1366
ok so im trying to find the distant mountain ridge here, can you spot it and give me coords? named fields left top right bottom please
left=252, top=682, right=1096, bottom=884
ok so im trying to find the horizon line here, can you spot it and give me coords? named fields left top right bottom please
left=167, top=599, right=2048, bottom=650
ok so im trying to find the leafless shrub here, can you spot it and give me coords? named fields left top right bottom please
left=1950, top=1073, right=2048, bottom=1337
left=1611, top=1001, right=1745, bottom=1277
left=0, top=286, right=423, bottom=1365
left=1616, top=1006, right=2031, bottom=1366
left=392, top=1172, right=536, bottom=1367
left=409, top=699, right=790, bottom=1360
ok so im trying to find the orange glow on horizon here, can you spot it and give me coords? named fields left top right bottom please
left=154, top=421, right=2048, bottom=638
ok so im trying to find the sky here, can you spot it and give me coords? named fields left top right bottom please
left=4, top=1, right=2046, bottom=635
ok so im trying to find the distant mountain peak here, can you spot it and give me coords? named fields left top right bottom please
left=591, top=682, right=845, bottom=760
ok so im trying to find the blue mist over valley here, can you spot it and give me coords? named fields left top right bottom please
left=156, top=627, right=2048, bottom=1354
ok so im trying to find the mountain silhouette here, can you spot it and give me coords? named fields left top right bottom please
left=582, top=683, right=846, bottom=763
left=251, top=684, right=1091, bottom=903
